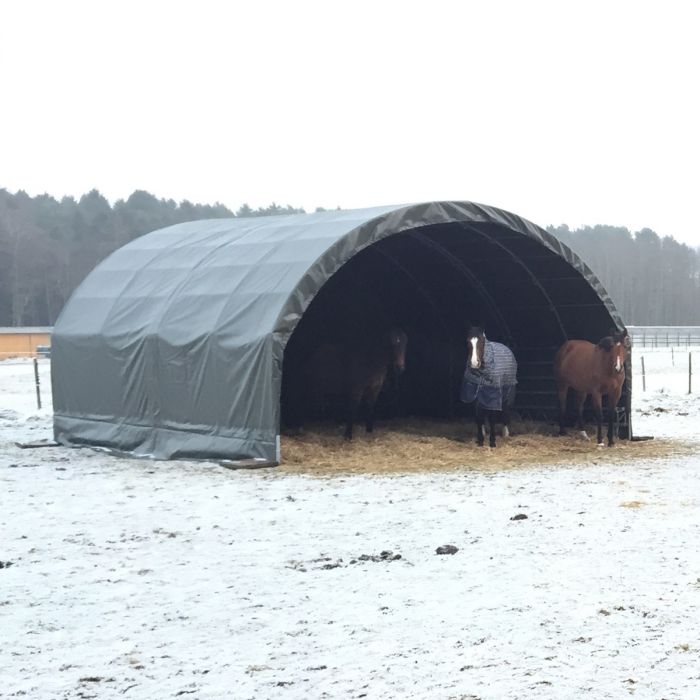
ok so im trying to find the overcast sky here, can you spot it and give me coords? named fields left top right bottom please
left=2, top=1, right=699, bottom=245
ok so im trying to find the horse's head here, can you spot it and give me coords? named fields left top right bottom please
left=598, top=328, right=629, bottom=373
left=388, top=327, right=407, bottom=374
left=467, top=325, right=486, bottom=370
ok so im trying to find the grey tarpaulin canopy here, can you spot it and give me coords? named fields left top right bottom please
left=52, top=201, right=630, bottom=462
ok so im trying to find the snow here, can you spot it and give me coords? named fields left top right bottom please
left=2, top=353, right=700, bottom=699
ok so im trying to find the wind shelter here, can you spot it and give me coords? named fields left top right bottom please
left=52, top=201, right=629, bottom=462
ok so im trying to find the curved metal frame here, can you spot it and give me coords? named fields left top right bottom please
left=406, top=231, right=514, bottom=347
left=463, top=223, right=569, bottom=343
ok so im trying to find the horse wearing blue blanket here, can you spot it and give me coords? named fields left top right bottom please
left=461, top=325, right=518, bottom=447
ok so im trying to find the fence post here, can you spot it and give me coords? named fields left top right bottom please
left=641, top=355, right=646, bottom=392
left=33, top=357, right=42, bottom=409
left=672, top=346, right=675, bottom=367
left=689, top=353, right=693, bottom=395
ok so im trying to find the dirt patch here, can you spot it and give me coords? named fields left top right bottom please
left=279, top=418, right=695, bottom=476
left=619, top=500, right=664, bottom=508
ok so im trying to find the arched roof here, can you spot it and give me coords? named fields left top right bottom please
left=52, top=201, right=626, bottom=462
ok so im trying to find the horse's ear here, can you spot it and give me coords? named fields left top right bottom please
left=467, top=322, right=481, bottom=336
left=611, top=327, right=629, bottom=343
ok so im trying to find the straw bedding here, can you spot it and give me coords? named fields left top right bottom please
left=280, top=418, right=692, bottom=476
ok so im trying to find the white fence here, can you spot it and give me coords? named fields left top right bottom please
left=634, top=348, right=696, bottom=394
left=628, top=325, right=700, bottom=348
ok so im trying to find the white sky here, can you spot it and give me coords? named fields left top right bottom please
left=2, top=0, right=699, bottom=245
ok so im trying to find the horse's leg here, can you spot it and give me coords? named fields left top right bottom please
left=475, top=404, right=485, bottom=446
left=607, top=385, right=623, bottom=447
left=501, top=405, right=511, bottom=438
left=591, top=391, right=604, bottom=446
left=344, top=388, right=364, bottom=440
left=309, top=384, right=324, bottom=425
left=365, top=398, right=375, bottom=433
left=606, top=393, right=614, bottom=447
left=557, top=383, right=569, bottom=436
left=364, top=383, right=383, bottom=433
left=574, top=391, right=590, bottom=441
left=487, top=410, right=497, bottom=448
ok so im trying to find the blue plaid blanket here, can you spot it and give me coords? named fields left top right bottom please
left=461, top=340, right=517, bottom=411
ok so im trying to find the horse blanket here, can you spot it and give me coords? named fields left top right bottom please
left=460, top=340, right=517, bottom=411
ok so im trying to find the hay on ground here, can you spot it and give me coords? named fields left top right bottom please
left=279, top=417, right=692, bottom=476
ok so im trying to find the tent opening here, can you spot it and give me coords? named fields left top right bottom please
left=281, top=221, right=623, bottom=431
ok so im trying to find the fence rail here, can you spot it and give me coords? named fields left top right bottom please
left=627, top=326, right=700, bottom=348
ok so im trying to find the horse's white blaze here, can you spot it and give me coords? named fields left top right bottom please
left=469, top=337, right=480, bottom=368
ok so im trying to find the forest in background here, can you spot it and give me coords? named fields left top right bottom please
left=547, top=224, right=700, bottom=324
left=0, top=189, right=304, bottom=327
left=0, top=188, right=698, bottom=326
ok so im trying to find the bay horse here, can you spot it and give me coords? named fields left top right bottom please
left=554, top=328, right=628, bottom=446
left=304, top=327, right=408, bottom=440
left=461, top=326, right=517, bottom=447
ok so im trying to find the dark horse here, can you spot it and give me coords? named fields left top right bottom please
left=461, top=326, right=517, bottom=447
left=304, top=327, right=408, bottom=439
left=554, top=328, right=628, bottom=446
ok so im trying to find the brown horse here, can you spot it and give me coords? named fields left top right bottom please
left=304, top=327, right=408, bottom=439
left=554, top=329, right=628, bottom=446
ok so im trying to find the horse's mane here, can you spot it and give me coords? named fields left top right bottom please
left=597, top=336, right=614, bottom=351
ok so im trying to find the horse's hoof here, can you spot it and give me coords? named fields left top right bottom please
left=580, top=431, right=590, bottom=441
left=597, top=442, right=605, bottom=448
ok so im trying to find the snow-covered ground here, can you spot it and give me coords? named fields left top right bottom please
left=2, top=353, right=700, bottom=699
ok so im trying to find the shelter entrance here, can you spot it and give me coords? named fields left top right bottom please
left=282, top=221, right=624, bottom=429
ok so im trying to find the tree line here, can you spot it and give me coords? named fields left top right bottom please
left=0, top=188, right=698, bottom=326
left=0, top=189, right=305, bottom=326
left=547, top=224, right=700, bottom=325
